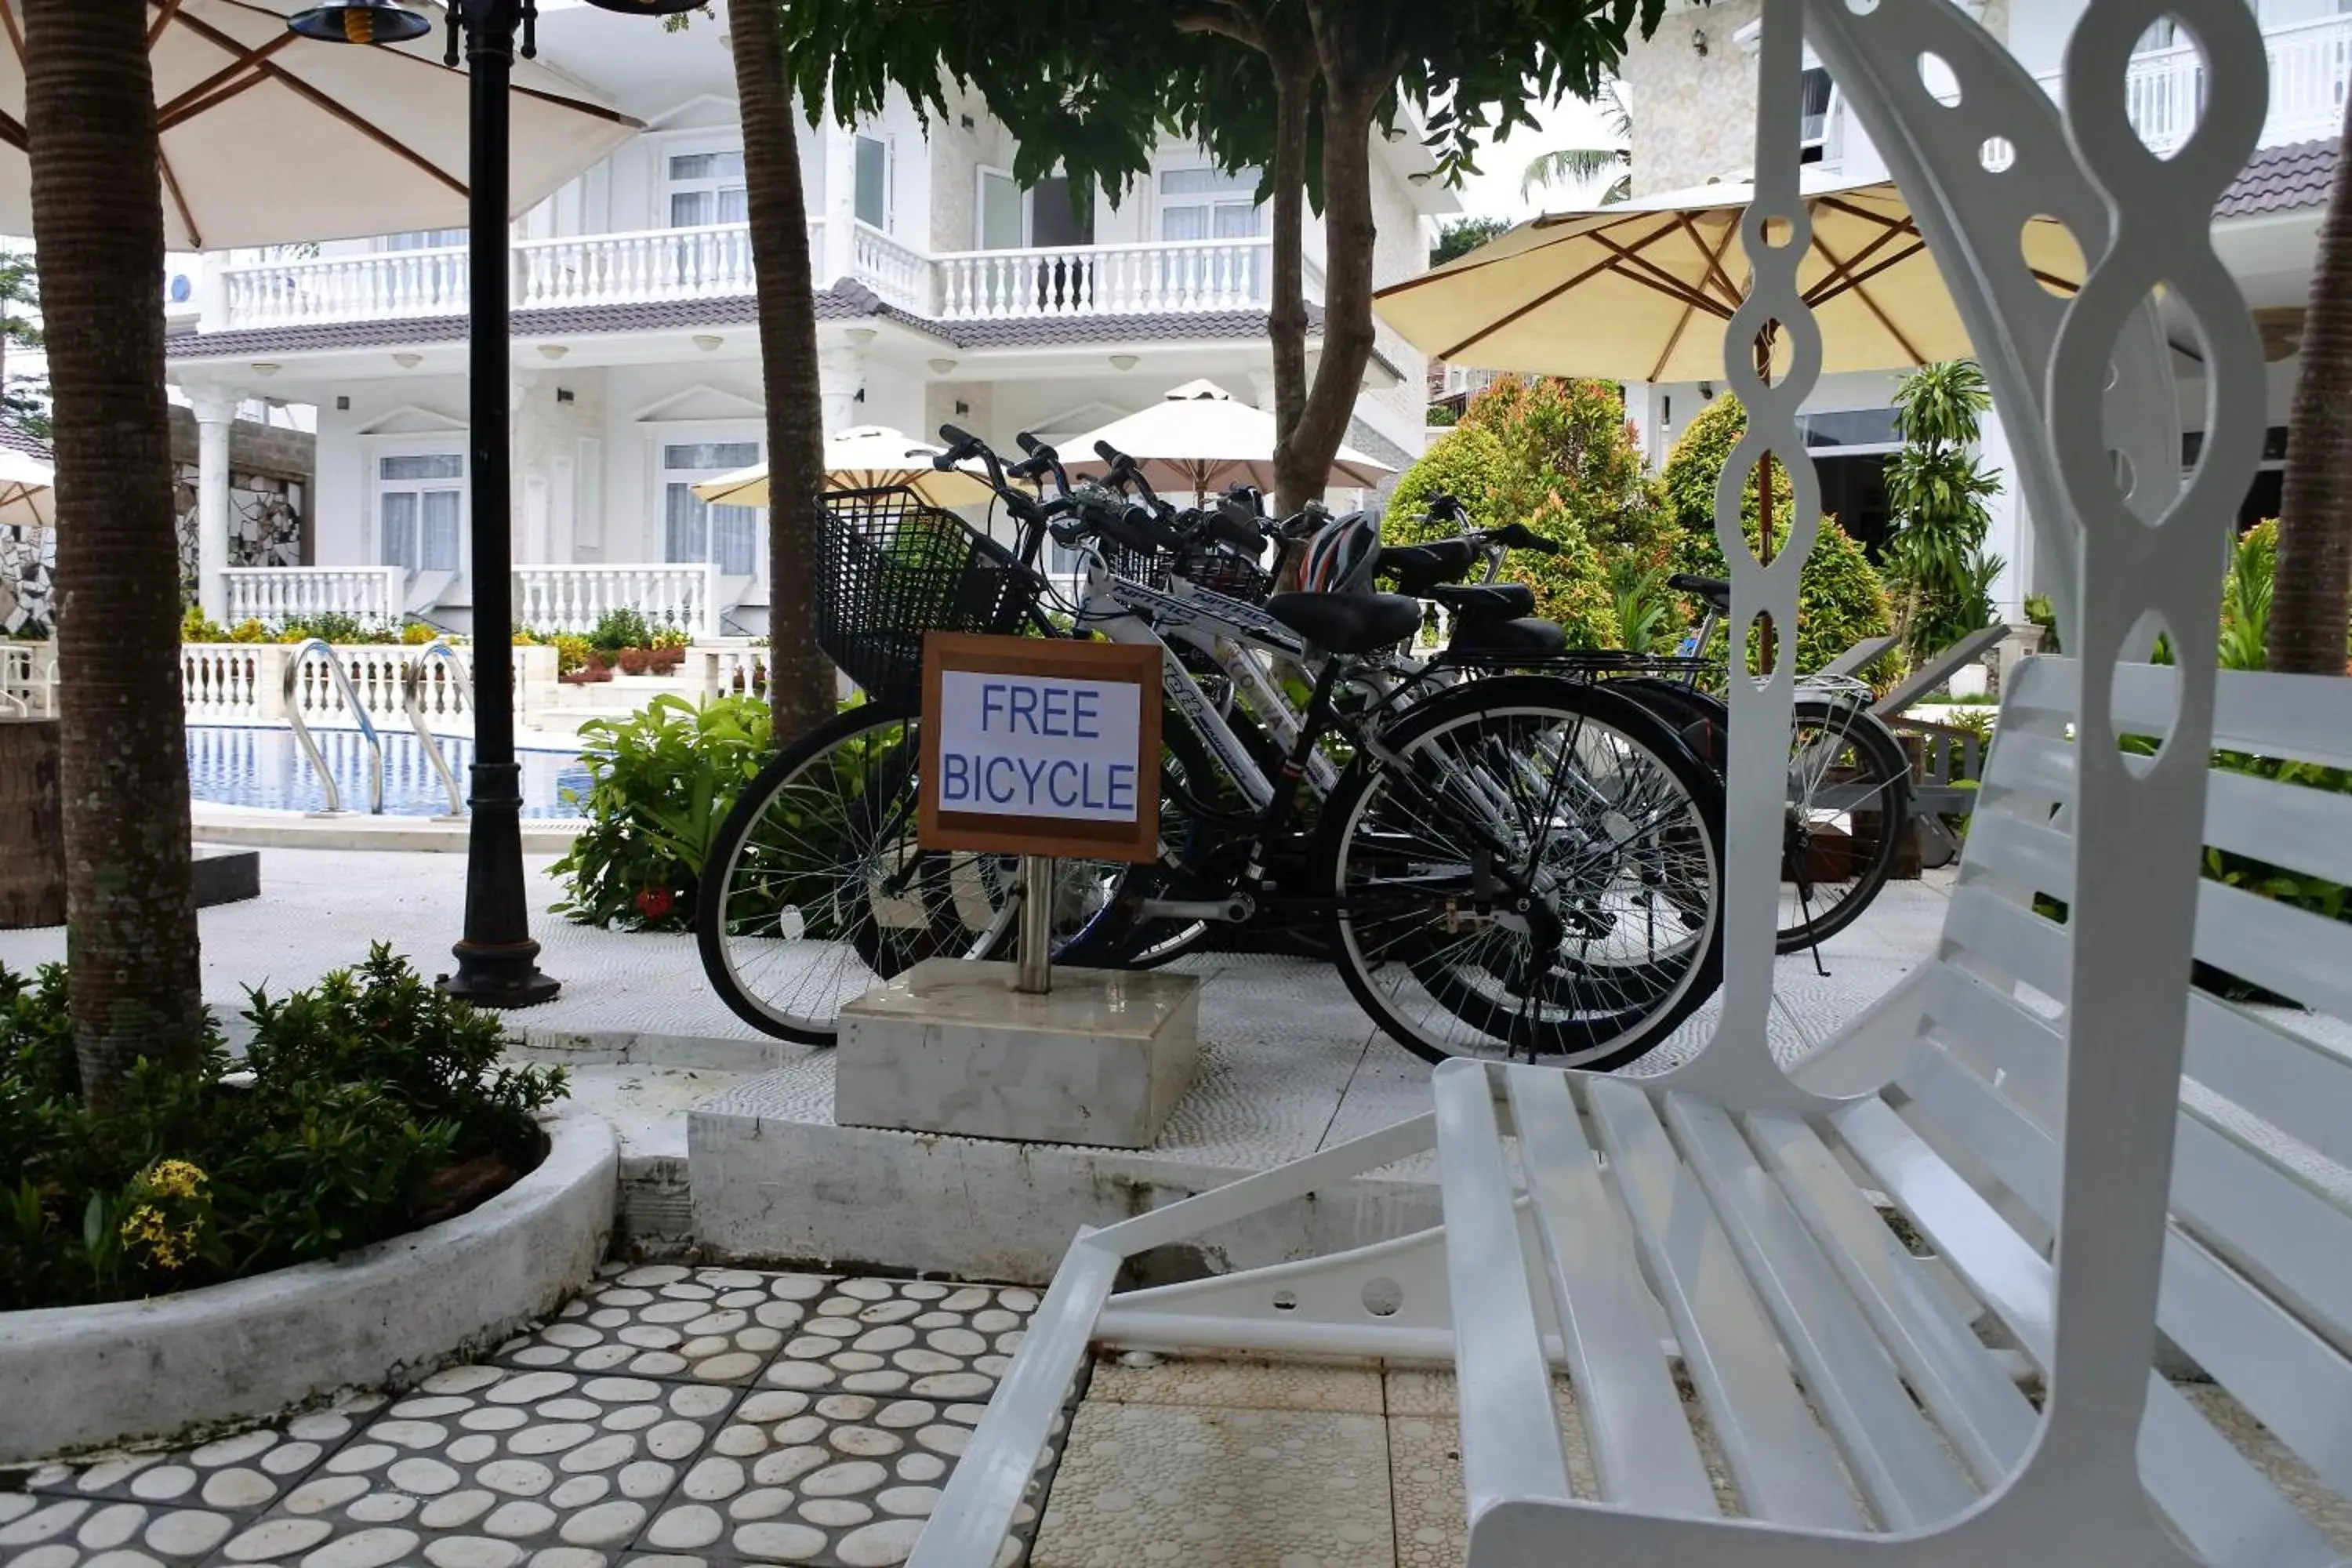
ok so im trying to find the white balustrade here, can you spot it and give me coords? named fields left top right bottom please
left=514, top=223, right=758, bottom=308
left=0, top=641, right=53, bottom=717
left=933, top=237, right=1271, bottom=320
left=514, top=563, right=720, bottom=639
left=849, top=221, right=933, bottom=312
left=2036, top=13, right=2350, bottom=155
left=222, top=566, right=407, bottom=631
left=693, top=643, right=771, bottom=702
left=180, top=644, right=283, bottom=723
left=220, top=246, right=470, bottom=329
left=178, top=641, right=557, bottom=734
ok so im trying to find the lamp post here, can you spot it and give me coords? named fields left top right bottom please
left=289, top=0, right=702, bottom=1006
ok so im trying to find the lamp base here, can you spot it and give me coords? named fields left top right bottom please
left=444, top=936, right=561, bottom=1008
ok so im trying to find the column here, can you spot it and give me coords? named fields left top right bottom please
left=817, top=332, right=870, bottom=437
left=188, top=385, right=238, bottom=624
left=820, top=111, right=861, bottom=289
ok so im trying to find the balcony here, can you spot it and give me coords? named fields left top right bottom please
left=206, top=222, right=1295, bottom=335
left=2034, top=13, right=2350, bottom=158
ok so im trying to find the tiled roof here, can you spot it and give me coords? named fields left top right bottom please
left=0, top=423, right=52, bottom=461
left=2216, top=137, right=2339, bottom=220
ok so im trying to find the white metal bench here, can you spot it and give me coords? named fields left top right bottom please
left=910, top=659, right=2352, bottom=1567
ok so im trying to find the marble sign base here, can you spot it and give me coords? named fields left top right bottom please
left=836, top=958, right=1202, bottom=1149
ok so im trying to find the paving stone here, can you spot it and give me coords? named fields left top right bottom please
left=1087, top=1354, right=1385, bottom=1414
left=27, top=1406, right=368, bottom=1514
left=756, top=1279, right=1037, bottom=1403
left=495, top=1269, right=833, bottom=1382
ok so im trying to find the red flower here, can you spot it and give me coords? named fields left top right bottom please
left=634, top=886, right=676, bottom=921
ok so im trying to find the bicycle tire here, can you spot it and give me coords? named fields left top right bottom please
left=1778, top=696, right=1912, bottom=953
left=1318, top=675, right=1724, bottom=1071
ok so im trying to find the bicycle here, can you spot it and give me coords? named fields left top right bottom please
left=696, top=428, right=1726, bottom=1070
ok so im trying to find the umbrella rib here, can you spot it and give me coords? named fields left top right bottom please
left=0, top=111, right=22, bottom=152
left=1434, top=214, right=1687, bottom=363
left=148, top=0, right=187, bottom=48
left=1675, top=211, right=1747, bottom=312
left=1805, top=226, right=1925, bottom=365
left=1592, top=232, right=1737, bottom=319
left=158, top=147, right=204, bottom=250
left=165, top=8, right=470, bottom=198
left=1803, top=236, right=1926, bottom=314
left=158, top=31, right=297, bottom=127
left=1645, top=212, right=1744, bottom=383
left=0, top=2, right=22, bottom=71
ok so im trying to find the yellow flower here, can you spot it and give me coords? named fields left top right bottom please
left=144, top=1160, right=208, bottom=1201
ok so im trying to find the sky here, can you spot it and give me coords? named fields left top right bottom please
left=1443, top=90, right=1627, bottom=227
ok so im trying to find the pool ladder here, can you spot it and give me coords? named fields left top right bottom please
left=281, top=637, right=471, bottom=816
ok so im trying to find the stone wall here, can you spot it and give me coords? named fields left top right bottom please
left=0, top=523, right=51, bottom=637
left=168, top=408, right=314, bottom=609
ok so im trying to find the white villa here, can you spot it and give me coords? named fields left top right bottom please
left=161, top=8, right=1452, bottom=639
left=1614, top=0, right=2347, bottom=620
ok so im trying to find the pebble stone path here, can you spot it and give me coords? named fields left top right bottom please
left=0, top=1265, right=1057, bottom=1568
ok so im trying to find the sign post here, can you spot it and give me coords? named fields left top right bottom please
left=919, top=633, right=1165, bottom=996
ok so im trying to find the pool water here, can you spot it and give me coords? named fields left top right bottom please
left=187, top=726, right=592, bottom=818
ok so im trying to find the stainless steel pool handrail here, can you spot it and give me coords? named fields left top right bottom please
left=401, top=637, right=473, bottom=818
left=282, top=639, right=385, bottom=815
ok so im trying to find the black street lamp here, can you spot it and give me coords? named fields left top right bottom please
left=289, top=0, right=699, bottom=1005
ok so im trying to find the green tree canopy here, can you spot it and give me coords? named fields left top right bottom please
left=1431, top=216, right=1511, bottom=267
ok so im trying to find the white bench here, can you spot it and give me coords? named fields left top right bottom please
left=906, top=658, right=2352, bottom=1567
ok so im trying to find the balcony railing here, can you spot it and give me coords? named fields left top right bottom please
left=2034, top=13, right=2350, bottom=158
left=223, top=565, right=406, bottom=629
left=209, top=223, right=1287, bottom=333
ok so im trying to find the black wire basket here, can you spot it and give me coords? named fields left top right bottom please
left=1177, top=545, right=1275, bottom=606
left=817, top=486, right=1034, bottom=706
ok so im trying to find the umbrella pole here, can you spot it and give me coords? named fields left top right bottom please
left=446, top=0, right=560, bottom=1008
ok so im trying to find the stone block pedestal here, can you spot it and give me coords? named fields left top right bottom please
left=836, top=958, right=1201, bottom=1148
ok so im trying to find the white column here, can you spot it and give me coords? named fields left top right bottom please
left=818, top=332, right=870, bottom=437
left=189, top=385, right=238, bottom=623
left=821, top=114, right=861, bottom=289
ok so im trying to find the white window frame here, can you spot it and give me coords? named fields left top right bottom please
left=975, top=164, right=1029, bottom=249
left=1151, top=162, right=1267, bottom=244
left=660, top=137, right=748, bottom=231
left=652, top=423, right=765, bottom=579
left=854, top=129, right=896, bottom=234
left=369, top=438, right=469, bottom=580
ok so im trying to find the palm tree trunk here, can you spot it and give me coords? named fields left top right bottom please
left=2267, top=107, right=2352, bottom=675
left=22, top=0, right=203, bottom=1101
left=727, top=0, right=834, bottom=743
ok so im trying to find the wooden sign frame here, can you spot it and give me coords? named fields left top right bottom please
left=919, top=633, right=1163, bottom=862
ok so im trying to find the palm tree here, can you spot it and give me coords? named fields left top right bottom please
left=2266, top=107, right=2352, bottom=675
left=1520, top=79, right=1633, bottom=206
left=724, top=0, right=837, bottom=742
left=21, top=0, right=204, bottom=1099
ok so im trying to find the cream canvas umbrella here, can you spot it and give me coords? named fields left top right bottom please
left=0, top=0, right=640, bottom=250
left=692, top=426, right=1000, bottom=510
left=0, top=447, right=51, bottom=528
left=1069, top=379, right=1395, bottom=495
left=1374, top=171, right=2086, bottom=381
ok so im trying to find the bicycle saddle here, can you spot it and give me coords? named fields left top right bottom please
left=1377, top=539, right=1477, bottom=595
left=1666, top=572, right=1732, bottom=612
left=1450, top=615, right=1568, bottom=657
left=1266, top=592, right=1424, bottom=655
left=1428, top=582, right=1535, bottom=619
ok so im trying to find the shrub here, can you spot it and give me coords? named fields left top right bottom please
left=401, top=621, right=441, bottom=646
left=1387, top=423, right=1511, bottom=532
left=551, top=695, right=775, bottom=931
left=0, top=948, right=566, bottom=1310
left=228, top=618, right=272, bottom=644
left=588, top=608, right=654, bottom=654
left=616, top=646, right=653, bottom=676
left=651, top=628, right=692, bottom=652
left=648, top=644, right=687, bottom=674
left=180, top=607, right=227, bottom=643
left=1661, top=393, right=1788, bottom=539
left=1883, top=360, right=2005, bottom=664
left=548, top=633, right=595, bottom=676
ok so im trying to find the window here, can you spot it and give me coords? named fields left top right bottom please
left=1158, top=165, right=1265, bottom=243
left=1798, top=408, right=1900, bottom=448
left=855, top=135, right=892, bottom=230
left=668, top=149, right=747, bottom=228
left=662, top=441, right=761, bottom=575
left=378, top=452, right=463, bottom=577
left=385, top=229, right=466, bottom=251
left=978, top=167, right=1025, bottom=250
left=1798, top=67, right=1834, bottom=162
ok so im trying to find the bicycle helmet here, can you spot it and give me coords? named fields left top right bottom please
left=1297, top=509, right=1382, bottom=594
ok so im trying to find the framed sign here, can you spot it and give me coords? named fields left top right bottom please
left=920, top=633, right=1163, bottom=862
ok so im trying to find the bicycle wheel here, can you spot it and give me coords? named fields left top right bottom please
left=1779, top=696, right=1912, bottom=953
left=1320, top=675, right=1724, bottom=1070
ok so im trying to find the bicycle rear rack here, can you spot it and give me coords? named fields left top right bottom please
left=282, top=639, right=385, bottom=815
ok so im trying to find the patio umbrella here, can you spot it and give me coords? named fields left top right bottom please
left=691, top=426, right=1000, bottom=510
left=1374, top=172, right=2087, bottom=381
left=0, top=447, right=51, bottom=528
left=1068, top=379, right=1396, bottom=495
left=0, top=0, right=641, bottom=250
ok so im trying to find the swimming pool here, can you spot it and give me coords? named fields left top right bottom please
left=187, top=726, right=591, bottom=818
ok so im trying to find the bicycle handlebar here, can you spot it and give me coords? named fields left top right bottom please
left=1485, top=521, right=1560, bottom=555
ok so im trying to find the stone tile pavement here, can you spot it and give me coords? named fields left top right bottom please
left=0, top=1265, right=1058, bottom=1568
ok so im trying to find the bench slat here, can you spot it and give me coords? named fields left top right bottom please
left=1953, top=808, right=2074, bottom=906
left=2197, top=878, right=2352, bottom=1024
left=2171, top=1110, right=2352, bottom=1354
left=1918, top=962, right=2068, bottom=1118
left=1894, top=1038, right=2061, bottom=1222
left=2106, top=663, right=2352, bottom=773
left=1501, top=1068, right=1716, bottom=1515
left=2203, top=764, right=2352, bottom=889
left=1584, top=1078, right=1864, bottom=1530
left=1432, top=1063, right=1573, bottom=1519
left=1831, top=1098, right=2341, bottom=1568
left=1980, top=728, right=2075, bottom=805
left=1939, top=884, right=2069, bottom=1004
left=1666, top=1094, right=1976, bottom=1529
left=2186, top=993, right=2352, bottom=1178
left=1744, top=1109, right=2039, bottom=1489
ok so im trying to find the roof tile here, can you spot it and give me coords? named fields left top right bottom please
left=2216, top=137, right=2339, bottom=220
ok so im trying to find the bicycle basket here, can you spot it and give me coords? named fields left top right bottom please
left=1177, top=545, right=1274, bottom=606
left=818, top=486, right=1034, bottom=705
